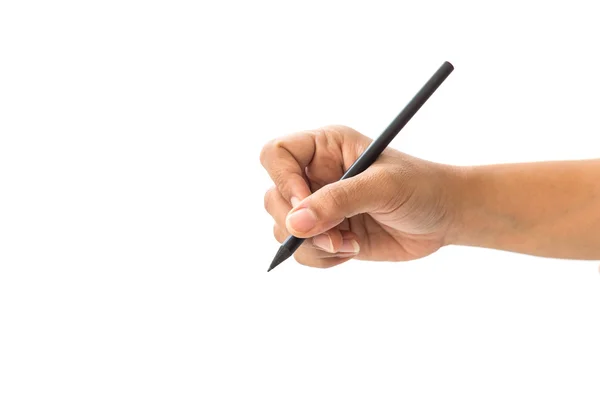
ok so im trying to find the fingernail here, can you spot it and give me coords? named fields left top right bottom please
left=339, top=239, right=360, bottom=253
left=287, top=208, right=317, bottom=233
left=313, top=233, right=334, bottom=252
left=290, top=196, right=301, bottom=208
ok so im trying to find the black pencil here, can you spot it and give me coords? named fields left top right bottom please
left=268, top=61, right=454, bottom=272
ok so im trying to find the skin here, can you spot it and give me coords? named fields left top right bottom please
left=260, top=125, right=600, bottom=268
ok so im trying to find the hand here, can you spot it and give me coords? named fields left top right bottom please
left=260, top=125, right=462, bottom=268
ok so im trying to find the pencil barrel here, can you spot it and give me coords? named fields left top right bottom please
left=341, top=61, right=454, bottom=180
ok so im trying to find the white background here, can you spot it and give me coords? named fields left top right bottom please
left=1, top=1, right=600, bottom=399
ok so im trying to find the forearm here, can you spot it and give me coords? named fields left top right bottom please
left=447, top=159, right=600, bottom=259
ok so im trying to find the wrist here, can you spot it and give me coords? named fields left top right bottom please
left=442, top=164, right=520, bottom=249
left=441, top=164, right=477, bottom=246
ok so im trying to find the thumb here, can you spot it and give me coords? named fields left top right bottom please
left=285, top=171, right=388, bottom=238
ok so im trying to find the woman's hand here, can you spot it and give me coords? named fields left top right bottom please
left=260, top=125, right=462, bottom=268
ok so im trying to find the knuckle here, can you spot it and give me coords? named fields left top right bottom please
left=326, top=124, right=354, bottom=135
left=263, top=186, right=277, bottom=213
left=324, top=124, right=363, bottom=144
left=259, top=139, right=277, bottom=167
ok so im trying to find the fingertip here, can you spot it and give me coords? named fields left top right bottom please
left=290, top=196, right=301, bottom=208
left=339, top=230, right=360, bottom=254
left=339, top=239, right=360, bottom=254
left=312, top=229, right=343, bottom=253
left=285, top=207, right=318, bottom=237
left=312, top=233, right=334, bottom=252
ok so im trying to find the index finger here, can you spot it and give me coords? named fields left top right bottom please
left=260, top=131, right=315, bottom=204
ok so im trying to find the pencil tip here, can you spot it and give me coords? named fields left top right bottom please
left=267, top=257, right=281, bottom=272
left=267, top=246, right=292, bottom=272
